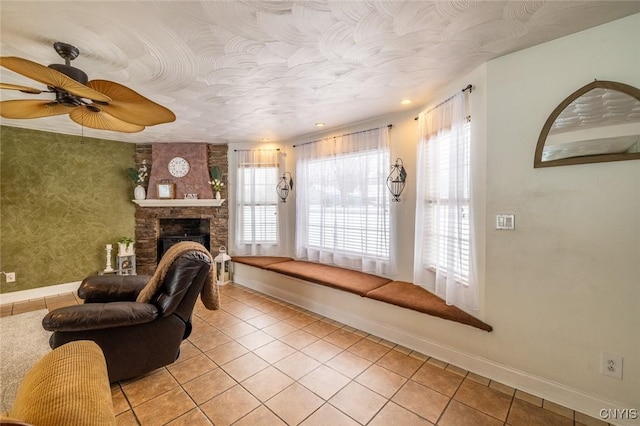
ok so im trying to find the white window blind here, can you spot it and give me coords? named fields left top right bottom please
left=234, top=150, right=281, bottom=255
left=295, top=126, right=395, bottom=275
left=414, top=91, right=479, bottom=313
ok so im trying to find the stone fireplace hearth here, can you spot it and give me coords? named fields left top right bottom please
left=135, top=206, right=227, bottom=275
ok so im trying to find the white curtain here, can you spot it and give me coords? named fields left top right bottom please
left=234, top=149, right=283, bottom=256
left=295, top=127, right=396, bottom=275
left=414, top=92, right=479, bottom=313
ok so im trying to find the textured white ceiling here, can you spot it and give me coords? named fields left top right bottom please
left=1, top=1, right=638, bottom=144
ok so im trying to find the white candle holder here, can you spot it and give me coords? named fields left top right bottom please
left=104, top=244, right=114, bottom=272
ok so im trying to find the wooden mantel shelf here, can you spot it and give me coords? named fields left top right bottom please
left=132, top=199, right=226, bottom=207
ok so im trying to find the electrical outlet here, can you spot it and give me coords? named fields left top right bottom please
left=601, top=353, right=623, bottom=379
left=5, top=272, right=16, bottom=283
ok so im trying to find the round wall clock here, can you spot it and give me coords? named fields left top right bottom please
left=168, top=156, right=190, bottom=178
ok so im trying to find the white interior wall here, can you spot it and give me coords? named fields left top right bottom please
left=484, top=13, right=639, bottom=406
left=230, top=13, right=639, bottom=417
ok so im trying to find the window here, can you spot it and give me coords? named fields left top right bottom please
left=414, top=91, right=479, bottom=312
left=295, top=127, right=395, bottom=275
left=234, top=150, right=281, bottom=255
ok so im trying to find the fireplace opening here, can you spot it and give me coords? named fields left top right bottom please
left=158, top=218, right=210, bottom=261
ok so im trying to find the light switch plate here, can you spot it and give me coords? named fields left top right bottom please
left=496, top=214, right=515, bottom=230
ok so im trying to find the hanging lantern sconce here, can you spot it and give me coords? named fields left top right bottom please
left=276, top=172, right=294, bottom=202
left=387, top=158, right=407, bottom=202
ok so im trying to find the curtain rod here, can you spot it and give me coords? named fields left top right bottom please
left=414, top=84, right=473, bottom=120
left=233, top=148, right=280, bottom=152
left=293, top=124, right=392, bottom=148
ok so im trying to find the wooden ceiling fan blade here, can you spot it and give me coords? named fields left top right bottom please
left=0, top=100, right=73, bottom=118
left=87, top=80, right=175, bottom=126
left=1, top=56, right=111, bottom=102
left=69, top=106, right=145, bottom=133
left=0, top=82, right=42, bottom=94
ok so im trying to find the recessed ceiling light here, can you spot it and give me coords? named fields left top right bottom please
left=315, top=122, right=325, bottom=128
left=401, top=99, right=412, bottom=105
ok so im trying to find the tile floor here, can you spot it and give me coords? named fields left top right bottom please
left=1, top=284, right=611, bottom=426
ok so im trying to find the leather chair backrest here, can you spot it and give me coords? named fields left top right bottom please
left=153, top=251, right=211, bottom=320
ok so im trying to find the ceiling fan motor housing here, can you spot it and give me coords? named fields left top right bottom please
left=48, top=63, right=88, bottom=85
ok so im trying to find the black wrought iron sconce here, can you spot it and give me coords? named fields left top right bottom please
left=386, top=158, right=407, bottom=202
left=276, top=172, right=294, bottom=202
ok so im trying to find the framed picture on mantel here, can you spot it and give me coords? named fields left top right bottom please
left=157, top=181, right=175, bottom=199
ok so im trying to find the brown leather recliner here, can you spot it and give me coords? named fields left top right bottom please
left=42, top=250, right=211, bottom=383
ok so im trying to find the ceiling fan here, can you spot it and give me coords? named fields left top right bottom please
left=0, top=42, right=175, bottom=133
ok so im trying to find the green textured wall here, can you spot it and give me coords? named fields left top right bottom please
left=0, top=126, right=136, bottom=294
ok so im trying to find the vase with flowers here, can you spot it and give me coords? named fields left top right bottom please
left=208, top=166, right=224, bottom=199
left=127, top=160, right=149, bottom=200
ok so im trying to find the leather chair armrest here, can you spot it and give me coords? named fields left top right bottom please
left=79, top=275, right=151, bottom=302
left=42, top=302, right=158, bottom=332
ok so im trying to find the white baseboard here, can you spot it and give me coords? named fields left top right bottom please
left=0, top=281, right=81, bottom=305
left=234, top=270, right=637, bottom=426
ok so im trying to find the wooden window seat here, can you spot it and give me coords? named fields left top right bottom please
left=231, top=256, right=492, bottom=332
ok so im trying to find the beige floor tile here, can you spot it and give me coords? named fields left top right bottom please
left=241, top=366, right=294, bottom=402
left=574, top=411, right=609, bottom=426
left=167, top=353, right=217, bottom=384
left=507, top=398, right=573, bottom=426
left=329, top=381, right=387, bottom=424
left=283, top=313, right=318, bottom=328
left=204, top=340, right=248, bottom=365
left=369, top=402, right=434, bottom=426
left=266, top=383, right=324, bottom=425
left=489, top=380, right=515, bottom=396
left=300, top=403, right=361, bottom=426
left=355, top=364, right=407, bottom=398
left=233, top=405, right=287, bottom=426
left=392, top=380, right=450, bottom=423
left=133, top=387, right=196, bottom=426
left=411, top=362, right=464, bottom=397
left=326, top=350, right=372, bottom=379
left=323, top=328, right=363, bottom=349
left=262, top=321, right=298, bottom=338
left=219, top=321, right=258, bottom=339
left=175, top=341, right=203, bottom=364
left=279, top=329, right=319, bottom=349
left=235, top=329, right=275, bottom=350
left=253, top=339, right=297, bottom=364
left=115, top=409, right=139, bottom=426
left=454, top=379, right=512, bottom=421
left=111, top=387, right=131, bottom=415
left=181, top=368, right=236, bottom=405
left=466, top=372, right=491, bottom=386
left=123, top=369, right=179, bottom=407
left=189, top=329, right=232, bottom=352
left=165, top=408, right=213, bottom=426
left=220, top=352, right=269, bottom=382
left=188, top=321, right=217, bottom=340
left=301, top=339, right=343, bottom=363
left=298, top=365, right=351, bottom=400
left=268, top=306, right=299, bottom=321
left=245, top=313, right=280, bottom=329
left=438, top=399, right=503, bottom=426
left=199, top=385, right=260, bottom=426
left=543, top=399, right=574, bottom=419
left=274, top=351, right=321, bottom=380
left=376, top=349, right=424, bottom=378
left=302, top=320, right=340, bottom=338
left=227, top=305, right=263, bottom=320
left=347, top=338, right=392, bottom=362
left=514, top=389, right=543, bottom=407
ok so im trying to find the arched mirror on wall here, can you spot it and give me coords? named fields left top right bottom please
left=534, top=80, right=640, bottom=168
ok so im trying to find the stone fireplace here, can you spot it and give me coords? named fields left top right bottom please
left=133, top=144, right=228, bottom=275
